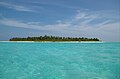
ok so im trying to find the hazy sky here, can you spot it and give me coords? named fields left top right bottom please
left=0, top=0, right=120, bottom=41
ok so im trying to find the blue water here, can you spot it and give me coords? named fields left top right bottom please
left=0, top=42, right=120, bottom=79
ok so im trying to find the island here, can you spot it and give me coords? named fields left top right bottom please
left=9, top=35, right=101, bottom=42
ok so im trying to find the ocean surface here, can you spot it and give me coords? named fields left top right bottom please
left=0, top=42, right=120, bottom=79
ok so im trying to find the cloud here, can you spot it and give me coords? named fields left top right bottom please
left=32, top=1, right=80, bottom=10
left=96, top=23, right=120, bottom=42
left=0, top=2, right=33, bottom=12
left=0, top=10, right=119, bottom=41
left=96, top=20, right=112, bottom=26
left=0, top=18, right=46, bottom=30
left=0, top=18, right=70, bottom=31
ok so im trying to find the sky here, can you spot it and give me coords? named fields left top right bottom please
left=0, top=0, right=120, bottom=41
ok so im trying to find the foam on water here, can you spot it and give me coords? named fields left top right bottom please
left=0, top=42, right=120, bottom=79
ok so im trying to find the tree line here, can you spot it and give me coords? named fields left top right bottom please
left=9, top=35, right=100, bottom=41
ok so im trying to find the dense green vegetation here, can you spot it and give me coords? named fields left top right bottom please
left=9, top=35, right=100, bottom=42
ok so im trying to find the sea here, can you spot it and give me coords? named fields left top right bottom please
left=0, top=42, right=120, bottom=79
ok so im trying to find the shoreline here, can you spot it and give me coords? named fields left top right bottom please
left=0, top=41, right=103, bottom=43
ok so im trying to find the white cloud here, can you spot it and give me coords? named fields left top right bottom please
left=96, top=23, right=120, bottom=42
left=32, top=1, right=80, bottom=10
left=0, top=18, right=70, bottom=31
left=0, top=2, right=33, bottom=12
left=95, top=20, right=112, bottom=26
left=75, top=10, right=98, bottom=20
left=0, top=10, right=119, bottom=41
left=0, top=18, right=46, bottom=30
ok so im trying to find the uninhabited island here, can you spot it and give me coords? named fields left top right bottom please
left=9, top=35, right=101, bottom=42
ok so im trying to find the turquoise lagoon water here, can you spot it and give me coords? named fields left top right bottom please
left=0, top=42, right=120, bottom=79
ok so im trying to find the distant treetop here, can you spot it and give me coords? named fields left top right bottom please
left=9, top=35, right=100, bottom=42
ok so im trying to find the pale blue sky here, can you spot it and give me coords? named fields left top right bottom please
left=0, top=0, right=120, bottom=41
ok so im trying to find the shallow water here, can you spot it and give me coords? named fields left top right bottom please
left=0, top=42, right=120, bottom=79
